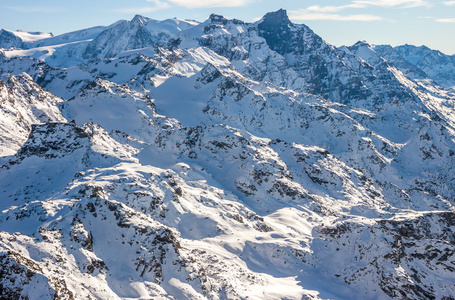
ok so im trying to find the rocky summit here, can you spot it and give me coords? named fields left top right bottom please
left=1, top=9, right=455, bottom=300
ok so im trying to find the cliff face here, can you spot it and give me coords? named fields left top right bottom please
left=0, top=29, right=23, bottom=49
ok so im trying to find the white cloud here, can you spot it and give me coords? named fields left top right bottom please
left=148, top=0, right=253, bottom=8
left=306, top=4, right=365, bottom=13
left=6, top=6, right=65, bottom=13
left=436, top=18, right=455, bottom=22
left=289, top=10, right=383, bottom=21
left=354, top=0, right=430, bottom=8
left=304, top=0, right=430, bottom=14
left=444, top=1, right=455, bottom=5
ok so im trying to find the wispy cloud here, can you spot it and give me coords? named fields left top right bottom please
left=443, top=1, right=455, bottom=5
left=306, top=4, right=365, bottom=13
left=289, top=10, right=383, bottom=21
left=303, top=0, right=430, bottom=14
left=148, top=0, right=253, bottom=8
left=5, top=6, right=65, bottom=13
left=353, top=0, right=430, bottom=8
left=436, top=18, right=455, bottom=22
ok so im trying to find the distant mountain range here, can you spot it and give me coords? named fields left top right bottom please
left=1, top=9, right=455, bottom=300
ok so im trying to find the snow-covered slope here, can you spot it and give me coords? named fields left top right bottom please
left=1, top=9, right=455, bottom=300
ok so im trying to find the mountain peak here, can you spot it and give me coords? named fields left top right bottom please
left=259, top=9, right=292, bottom=28
left=348, top=40, right=372, bottom=51
left=209, top=13, right=228, bottom=25
left=131, top=14, right=148, bottom=25
left=353, top=40, right=369, bottom=46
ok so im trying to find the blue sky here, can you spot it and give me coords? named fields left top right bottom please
left=1, top=0, right=454, bottom=54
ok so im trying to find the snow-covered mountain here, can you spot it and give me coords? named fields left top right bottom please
left=374, top=44, right=455, bottom=89
left=1, top=9, right=455, bottom=299
left=82, top=15, right=198, bottom=60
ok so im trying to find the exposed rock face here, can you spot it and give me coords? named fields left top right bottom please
left=1, top=9, right=455, bottom=300
left=15, top=122, right=89, bottom=159
left=0, top=74, right=66, bottom=156
left=0, top=29, right=23, bottom=49
left=257, top=9, right=294, bottom=54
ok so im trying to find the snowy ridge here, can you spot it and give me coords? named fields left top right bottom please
left=1, top=9, right=455, bottom=300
